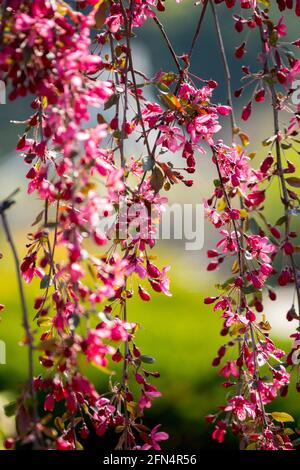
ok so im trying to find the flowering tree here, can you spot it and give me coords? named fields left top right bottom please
left=0, top=0, right=300, bottom=451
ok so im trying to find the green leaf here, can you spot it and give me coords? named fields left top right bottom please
left=269, top=31, right=278, bottom=47
left=258, top=0, right=271, bottom=6
left=104, top=94, right=118, bottom=110
left=157, top=82, right=169, bottom=93
left=215, top=277, right=235, bottom=292
left=286, top=177, right=300, bottom=188
left=142, top=156, right=154, bottom=172
left=248, top=218, right=260, bottom=235
left=69, top=314, right=80, bottom=329
left=4, top=401, right=16, bottom=417
left=31, top=210, right=44, bottom=227
left=150, top=166, right=165, bottom=193
left=245, top=442, right=258, bottom=450
left=140, top=355, right=155, bottom=364
left=242, top=285, right=257, bottom=295
left=275, top=215, right=287, bottom=226
left=281, top=142, right=292, bottom=150
left=37, top=317, right=53, bottom=327
left=160, top=92, right=182, bottom=111
left=159, top=72, right=176, bottom=84
left=262, top=136, right=276, bottom=147
left=40, top=274, right=51, bottom=289
left=271, top=412, right=294, bottom=423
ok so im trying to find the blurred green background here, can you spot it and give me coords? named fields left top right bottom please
left=0, top=1, right=300, bottom=450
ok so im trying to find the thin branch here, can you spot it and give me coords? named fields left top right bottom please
left=256, top=9, right=300, bottom=320
left=210, top=0, right=237, bottom=137
left=209, top=0, right=245, bottom=297
left=152, top=0, right=209, bottom=158
left=0, top=192, right=41, bottom=447
left=187, top=0, right=209, bottom=61
left=120, top=0, right=152, bottom=160
left=212, top=146, right=243, bottom=273
left=250, top=324, right=268, bottom=428
left=153, top=16, right=182, bottom=74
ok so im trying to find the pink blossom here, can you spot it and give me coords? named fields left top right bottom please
left=212, top=421, right=227, bottom=443
left=157, top=125, right=186, bottom=152
left=246, top=235, right=276, bottom=263
left=274, top=16, right=287, bottom=37
left=224, top=395, right=256, bottom=421
left=141, top=425, right=169, bottom=450
left=219, top=361, right=239, bottom=378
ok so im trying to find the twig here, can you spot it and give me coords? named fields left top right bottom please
left=149, top=0, right=209, bottom=164
left=256, top=9, right=300, bottom=320
left=187, top=0, right=209, bottom=61
left=153, top=16, right=182, bottom=74
left=210, top=0, right=237, bottom=137
left=0, top=191, right=41, bottom=446
left=250, top=324, right=268, bottom=428
left=120, top=0, right=152, bottom=160
left=212, top=147, right=243, bottom=272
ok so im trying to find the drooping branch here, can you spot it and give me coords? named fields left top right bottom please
left=256, top=8, right=300, bottom=321
left=0, top=190, right=41, bottom=447
left=210, top=0, right=237, bottom=137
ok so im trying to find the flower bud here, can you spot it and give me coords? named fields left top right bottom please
left=138, top=285, right=151, bottom=301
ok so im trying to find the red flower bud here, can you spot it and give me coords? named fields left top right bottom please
left=80, top=426, right=90, bottom=440
left=246, top=309, right=256, bottom=322
left=112, top=348, right=123, bottom=362
left=241, top=101, right=252, bottom=121
left=270, top=226, right=281, bottom=239
left=207, top=249, right=218, bottom=258
left=93, top=230, right=107, bottom=246
left=255, top=88, right=265, bottom=103
left=110, top=116, right=119, bottom=130
left=207, top=262, right=218, bottom=271
left=133, top=344, right=141, bottom=358
left=268, top=289, right=277, bottom=301
left=157, top=0, right=165, bottom=11
left=44, top=394, right=55, bottom=412
left=205, top=414, right=216, bottom=423
left=235, top=42, right=246, bottom=59
left=280, top=385, right=289, bottom=397
left=283, top=240, right=294, bottom=255
left=218, top=346, right=226, bottom=358
left=16, top=134, right=27, bottom=150
left=278, top=269, right=291, bottom=286
left=204, top=296, right=218, bottom=304
left=277, top=70, right=287, bottom=84
left=4, top=438, right=15, bottom=450
left=234, top=87, right=243, bottom=98
left=212, top=357, right=221, bottom=367
left=66, top=392, right=77, bottom=414
left=207, top=80, right=218, bottom=89
left=135, top=373, right=145, bottom=384
left=260, top=155, right=274, bottom=174
left=234, top=276, right=244, bottom=287
left=147, top=261, right=160, bottom=278
left=34, top=296, right=44, bottom=310
left=254, top=299, right=263, bottom=313
left=186, top=156, right=196, bottom=168
left=138, top=285, right=151, bottom=301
